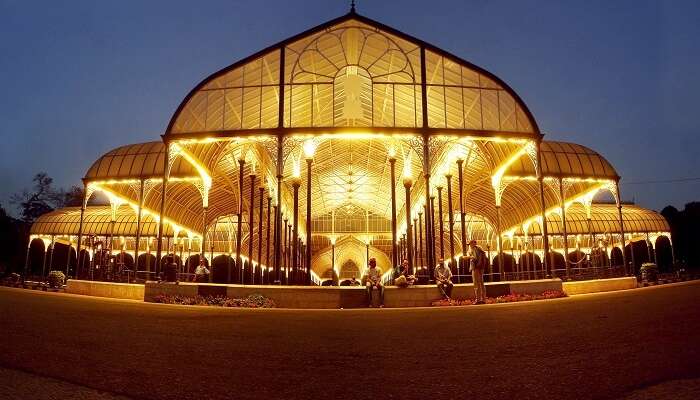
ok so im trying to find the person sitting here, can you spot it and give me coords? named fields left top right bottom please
left=194, top=258, right=210, bottom=283
left=395, top=259, right=417, bottom=288
left=434, top=258, right=453, bottom=300
left=365, top=258, right=384, bottom=307
left=348, top=276, right=361, bottom=286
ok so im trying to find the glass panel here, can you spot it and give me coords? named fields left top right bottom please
left=242, top=87, right=262, bottom=129
left=223, top=88, right=243, bottom=130
left=445, top=86, right=464, bottom=129
left=373, top=83, right=395, bottom=126
left=498, top=91, right=516, bottom=131
left=425, top=51, right=444, bottom=85
left=260, top=86, right=279, bottom=128
left=290, top=84, right=312, bottom=127
left=205, top=90, right=224, bottom=131
left=426, top=85, right=446, bottom=128
left=313, top=84, right=334, bottom=127
left=463, top=88, right=482, bottom=129
left=394, top=84, right=419, bottom=127
left=481, top=89, right=499, bottom=130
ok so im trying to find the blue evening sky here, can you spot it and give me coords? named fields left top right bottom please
left=1, top=0, right=698, bottom=212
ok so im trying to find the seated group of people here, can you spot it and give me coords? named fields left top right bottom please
left=363, top=239, right=488, bottom=307
left=186, top=239, right=490, bottom=308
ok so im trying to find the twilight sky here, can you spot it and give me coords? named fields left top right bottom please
left=1, top=0, right=699, bottom=213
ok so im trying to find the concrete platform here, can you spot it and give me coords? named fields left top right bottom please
left=563, top=277, right=638, bottom=295
left=144, top=278, right=563, bottom=308
left=66, top=280, right=144, bottom=301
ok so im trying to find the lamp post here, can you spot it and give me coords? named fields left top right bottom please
left=413, top=220, right=419, bottom=274
left=456, top=157, right=467, bottom=259
left=236, top=156, right=245, bottom=283
left=266, top=195, right=272, bottom=274
left=291, top=172, right=301, bottom=285
left=247, top=171, right=256, bottom=285
left=436, top=185, right=444, bottom=261
left=303, top=139, right=316, bottom=285
left=257, top=186, right=264, bottom=284
left=445, top=172, right=456, bottom=280
left=418, top=211, right=424, bottom=272
left=429, top=191, right=437, bottom=280
left=365, top=238, right=370, bottom=267
left=287, top=222, right=292, bottom=283
left=388, top=153, right=398, bottom=272
left=403, top=174, right=414, bottom=275
left=331, top=236, right=336, bottom=283
left=282, top=216, right=288, bottom=284
left=559, top=178, right=570, bottom=280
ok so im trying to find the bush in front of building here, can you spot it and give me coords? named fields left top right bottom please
left=432, top=290, right=567, bottom=306
left=47, top=270, right=66, bottom=288
left=152, top=293, right=276, bottom=308
left=640, top=263, right=659, bottom=283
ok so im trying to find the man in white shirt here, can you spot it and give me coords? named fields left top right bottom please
left=365, top=258, right=384, bottom=307
left=434, top=259, right=453, bottom=299
left=194, top=259, right=210, bottom=283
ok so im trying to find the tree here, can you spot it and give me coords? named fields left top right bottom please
left=661, top=202, right=700, bottom=268
left=0, top=205, right=24, bottom=276
left=55, top=185, right=85, bottom=208
left=11, top=173, right=58, bottom=224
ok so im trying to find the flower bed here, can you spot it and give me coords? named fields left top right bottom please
left=152, top=293, right=276, bottom=308
left=431, top=290, right=567, bottom=306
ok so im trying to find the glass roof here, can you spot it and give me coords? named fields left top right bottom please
left=168, top=13, right=537, bottom=135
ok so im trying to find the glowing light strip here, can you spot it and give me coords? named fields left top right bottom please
left=91, top=183, right=202, bottom=240
left=502, top=182, right=613, bottom=236
left=491, top=143, right=532, bottom=190
left=170, top=143, right=212, bottom=188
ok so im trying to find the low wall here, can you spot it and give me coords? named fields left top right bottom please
left=66, top=280, right=144, bottom=301
left=563, top=277, right=637, bottom=295
left=145, top=278, right=563, bottom=309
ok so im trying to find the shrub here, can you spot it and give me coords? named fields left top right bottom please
left=640, top=263, right=658, bottom=282
left=432, top=290, right=567, bottom=307
left=2, top=273, right=21, bottom=285
left=151, top=293, right=276, bottom=308
left=47, top=271, right=66, bottom=288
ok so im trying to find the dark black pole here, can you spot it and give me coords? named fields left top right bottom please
left=457, top=158, right=467, bottom=255
left=236, top=158, right=245, bottom=283
left=266, top=196, right=272, bottom=271
left=446, top=173, right=455, bottom=273
left=248, top=173, right=256, bottom=284
left=305, top=158, right=312, bottom=285
left=257, top=186, right=264, bottom=284
left=291, top=177, right=300, bottom=285
left=437, top=186, right=444, bottom=260
left=389, top=156, right=398, bottom=272
left=404, top=178, right=414, bottom=275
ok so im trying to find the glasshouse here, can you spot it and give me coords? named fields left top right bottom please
left=26, top=8, right=673, bottom=286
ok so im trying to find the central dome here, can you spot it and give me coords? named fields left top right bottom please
left=167, top=12, right=538, bottom=136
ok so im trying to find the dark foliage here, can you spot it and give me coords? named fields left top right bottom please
left=0, top=206, right=25, bottom=275
left=661, top=202, right=700, bottom=268
left=1, top=173, right=85, bottom=277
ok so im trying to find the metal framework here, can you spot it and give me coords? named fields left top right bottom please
left=28, top=9, right=671, bottom=284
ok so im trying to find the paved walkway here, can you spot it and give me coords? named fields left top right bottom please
left=1, top=282, right=699, bottom=399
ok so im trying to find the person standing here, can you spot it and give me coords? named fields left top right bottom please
left=434, top=259, right=453, bottom=299
left=468, top=240, right=487, bottom=304
left=365, top=258, right=384, bottom=307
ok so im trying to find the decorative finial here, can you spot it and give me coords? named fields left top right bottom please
left=350, top=0, right=356, bottom=13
